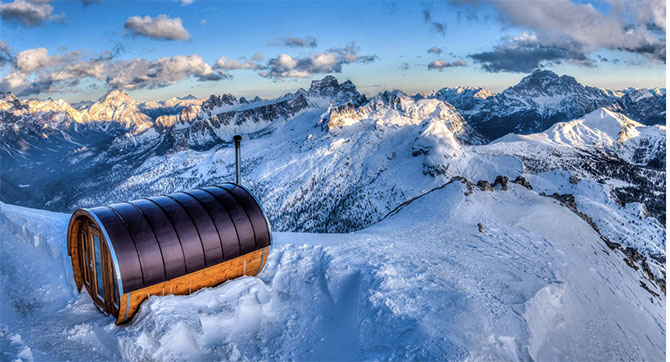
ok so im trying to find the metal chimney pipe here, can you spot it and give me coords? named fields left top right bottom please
left=233, top=135, right=242, bottom=184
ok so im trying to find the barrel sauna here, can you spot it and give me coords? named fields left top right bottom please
left=66, top=183, right=271, bottom=324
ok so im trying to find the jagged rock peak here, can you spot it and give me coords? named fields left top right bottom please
left=511, top=69, right=582, bottom=94
left=307, top=75, right=366, bottom=106
left=308, top=75, right=340, bottom=97
left=84, top=88, right=150, bottom=127
left=200, top=93, right=238, bottom=114
left=98, top=88, right=135, bottom=104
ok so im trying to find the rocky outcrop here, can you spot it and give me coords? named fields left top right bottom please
left=476, top=180, right=493, bottom=191
left=542, top=191, right=665, bottom=296
left=307, top=75, right=366, bottom=106
left=493, top=176, right=509, bottom=190
left=327, top=102, right=360, bottom=131
left=511, top=176, right=532, bottom=190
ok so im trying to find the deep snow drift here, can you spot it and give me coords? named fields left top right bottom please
left=0, top=177, right=664, bottom=361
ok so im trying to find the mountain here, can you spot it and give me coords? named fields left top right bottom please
left=0, top=74, right=665, bottom=360
left=498, top=107, right=665, bottom=167
left=437, top=70, right=666, bottom=140
left=83, top=89, right=152, bottom=130
left=0, top=175, right=664, bottom=360
left=423, top=86, right=493, bottom=112
left=0, top=74, right=665, bottom=279
left=617, top=87, right=667, bottom=125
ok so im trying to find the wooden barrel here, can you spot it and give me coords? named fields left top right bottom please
left=66, top=183, right=271, bottom=324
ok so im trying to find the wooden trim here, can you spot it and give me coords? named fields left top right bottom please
left=115, top=246, right=268, bottom=324
left=67, top=217, right=84, bottom=291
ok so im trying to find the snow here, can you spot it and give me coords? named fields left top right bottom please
left=492, top=107, right=665, bottom=167
left=0, top=179, right=664, bottom=361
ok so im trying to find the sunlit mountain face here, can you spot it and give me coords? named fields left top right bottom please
left=0, top=0, right=666, bottom=360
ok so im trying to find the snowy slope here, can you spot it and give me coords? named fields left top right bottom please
left=497, top=108, right=666, bottom=166
left=0, top=178, right=664, bottom=361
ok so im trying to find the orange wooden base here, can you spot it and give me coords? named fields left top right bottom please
left=116, top=246, right=269, bottom=324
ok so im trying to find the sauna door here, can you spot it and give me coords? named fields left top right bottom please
left=81, top=223, right=119, bottom=316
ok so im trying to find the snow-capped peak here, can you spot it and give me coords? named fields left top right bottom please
left=506, top=69, right=584, bottom=97
left=307, top=75, right=366, bottom=106
left=83, top=88, right=151, bottom=128
left=495, top=108, right=664, bottom=165
left=580, top=107, right=643, bottom=143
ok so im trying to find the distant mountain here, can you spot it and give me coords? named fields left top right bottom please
left=436, top=70, right=666, bottom=140
left=83, top=89, right=152, bottom=129
left=0, top=74, right=665, bottom=231
left=489, top=107, right=665, bottom=229
left=498, top=107, right=665, bottom=168
left=0, top=75, right=665, bottom=295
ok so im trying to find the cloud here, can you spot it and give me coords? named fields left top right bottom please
left=107, top=55, right=225, bottom=89
left=259, top=42, right=377, bottom=79
left=251, top=52, right=263, bottom=61
left=15, top=47, right=51, bottom=72
left=464, top=0, right=665, bottom=64
left=1, top=42, right=374, bottom=95
left=427, top=59, right=467, bottom=71
left=0, top=71, right=29, bottom=93
left=422, top=8, right=447, bottom=35
left=177, top=0, right=194, bottom=5
left=427, top=47, right=442, bottom=55
left=0, top=47, right=226, bottom=96
left=271, top=36, right=318, bottom=48
left=124, top=14, right=190, bottom=41
left=0, top=0, right=63, bottom=27
left=469, top=32, right=596, bottom=72
left=213, top=55, right=261, bottom=70
left=0, top=42, right=13, bottom=67
left=200, top=19, right=206, bottom=25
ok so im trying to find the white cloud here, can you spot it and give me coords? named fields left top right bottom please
left=15, top=47, right=51, bottom=72
left=124, top=14, right=190, bottom=41
left=427, top=47, right=442, bottom=55
left=479, top=0, right=665, bottom=62
left=0, top=46, right=226, bottom=96
left=106, top=55, right=225, bottom=89
left=0, top=0, right=63, bottom=27
left=260, top=43, right=378, bottom=79
left=213, top=55, right=261, bottom=70
left=427, top=59, right=467, bottom=71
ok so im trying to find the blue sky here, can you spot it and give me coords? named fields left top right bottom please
left=0, top=0, right=666, bottom=102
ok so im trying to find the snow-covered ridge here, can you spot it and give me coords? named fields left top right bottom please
left=436, top=69, right=666, bottom=140
left=496, top=108, right=665, bottom=167
left=0, top=177, right=664, bottom=360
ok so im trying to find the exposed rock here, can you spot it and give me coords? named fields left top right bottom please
left=493, top=176, right=509, bottom=190
left=451, top=176, right=474, bottom=196
left=569, top=174, right=580, bottom=184
left=542, top=191, right=665, bottom=296
left=308, top=75, right=366, bottom=106
left=422, top=163, right=449, bottom=177
left=511, top=176, right=532, bottom=190
left=476, top=180, right=493, bottom=191
left=327, top=102, right=360, bottom=131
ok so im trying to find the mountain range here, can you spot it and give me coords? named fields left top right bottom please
left=0, top=69, right=665, bottom=289
left=0, top=69, right=666, bottom=359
